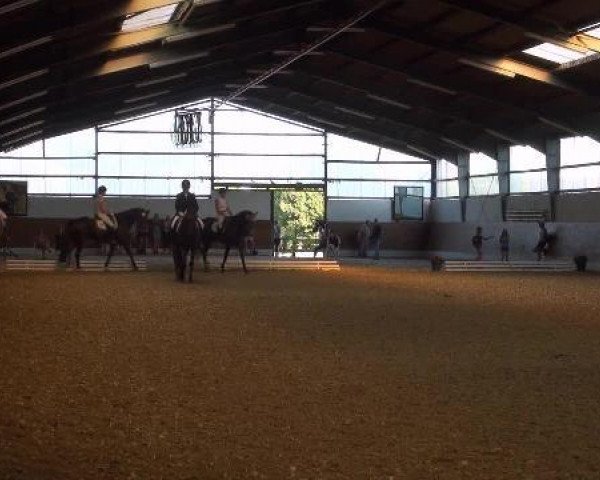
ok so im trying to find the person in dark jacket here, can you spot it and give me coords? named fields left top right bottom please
left=172, top=179, right=202, bottom=232
left=370, top=218, right=383, bottom=260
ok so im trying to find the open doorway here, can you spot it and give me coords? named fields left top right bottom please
left=273, top=190, right=324, bottom=257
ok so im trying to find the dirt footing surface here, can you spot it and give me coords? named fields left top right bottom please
left=1, top=268, right=600, bottom=479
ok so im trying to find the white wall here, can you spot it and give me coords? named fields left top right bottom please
left=327, top=198, right=392, bottom=222
left=28, top=190, right=272, bottom=220
left=429, top=198, right=461, bottom=222
left=465, top=196, right=502, bottom=223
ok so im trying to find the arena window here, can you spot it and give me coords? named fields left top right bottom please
left=327, top=180, right=431, bottom=199
left=468, top=152, right=499, bottom=196
left=0, top=134, right=95, bottom=195
left=509, top=145, right=548, bottom=193
left=435, top=159, right=459, bottom=198
left=326, top=134, right=431, bottom=198
left=559, top=136, right=600, bottom=190
left=1, top=99, right=433, bottom=199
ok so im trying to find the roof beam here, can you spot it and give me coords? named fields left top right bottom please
left=248, top=87, right=447, bottom=159
left=325, top=47, right=582, bottom=137
left=366, top=18, right=593, bottom=95
left=264, top=76, right=495, bottom=156
left=186, top=0, right=329, bottom=28
left=243, top=95, right=439, bottom=162
left=0, top=62, right=252, bottom=141
left=288, top=65, right=534, bottom=146
left=436, top=0, right=600, bottom=54
left=0, top=26, right=301, bottom=112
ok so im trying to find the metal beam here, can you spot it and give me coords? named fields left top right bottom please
left=366, top=19, right=593, bottom=95
left=245, top=90, right=444, bottom=161
left=325, top=47, right=582, bottom=137
left=287, top=65, right=533, bottom=146
left=264, top=77, right=495, bottom=156
left=0, top=27, right=301, bottom=117
left=436, top=0, right=600, bottom=54
left=214, top=0, right=391, bottom=110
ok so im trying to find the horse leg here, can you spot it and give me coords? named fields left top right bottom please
left=181, top=248, right=187, bottom=281
left=188, top=248, right=195, bottom=283
left=221, top=245, right=230, bottom=273
left=75, top=245, right=82, bottom=269
left=105, top=243, right=115, bottom=268
left=239, top=244, right=248, bottom=274
left=122, top=242, right=138, bottom=271
left=172, top=245, right=183, bottom=281
left=202, top=241, right=211, bottom=271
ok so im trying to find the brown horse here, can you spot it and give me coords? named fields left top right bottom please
left=59, top=208, right=149, bottom=269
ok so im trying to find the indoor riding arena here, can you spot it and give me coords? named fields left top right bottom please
left=2, top=1, right=600, bottom=479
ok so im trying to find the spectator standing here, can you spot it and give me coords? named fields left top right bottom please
left=151, top=214, right=162, bottom=255
left=272, top=220, right=282, bottom=257
left=533, top=221, right=549, bottom=261
left=499, top=228, right=510, bottom=262
left=370, top=218, right=383, bottom=260
left=162, top=215, right=172, bottom=254
left=471, top=226, right=493, bottom=261
left=358, top=220, right=371, bottom=258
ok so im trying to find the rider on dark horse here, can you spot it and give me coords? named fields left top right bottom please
left=214, top=188, right=232, bottom=233
left=172, top=179, right=203, bottom=232
left=94, top=185, right=118, bottom=232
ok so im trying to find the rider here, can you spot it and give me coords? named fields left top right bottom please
left=214, top=188, right=232, bottom=233
left=94, top=186, right=117, bottom=230
left=173, top=179, right=201, bottom=232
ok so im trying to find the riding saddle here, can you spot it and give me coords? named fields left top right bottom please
left=171, top=215, right=204, bottom=233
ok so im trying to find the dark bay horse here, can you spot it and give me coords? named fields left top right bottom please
left=59, top=208, right=149, bottom=269
left=201, top=210, right=256, bottom=273
left=172, top=213, right=203, bottom=282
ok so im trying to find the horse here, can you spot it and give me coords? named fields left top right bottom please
left=59, top=208, right=149, bottom=270
left=200, top=210, right=257, bottom=273
left=171, top=213, right=203, bottom=282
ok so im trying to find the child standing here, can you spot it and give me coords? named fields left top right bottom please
left=499, top=228, right=509, bottom=262
left=471, top=226, right=493, bottom=261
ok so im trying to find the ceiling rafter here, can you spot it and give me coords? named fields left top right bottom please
left=365, top=18, right=596, bottom=96
left=0, top=26, right=303, bottom=114
left=263, top=76, right=498, bottom=157
left=325, top=47, right=583, bottom=137
left=0, top=59, right=260, bottom=141
left=435, top=0, right=600, bottom=54
left=241, top=95, right=440, bottom=162
left=248, top=86, right=449, bottom=159
left=286, top=64, right=536, bottom=147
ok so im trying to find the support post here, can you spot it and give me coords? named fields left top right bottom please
left=546, top=137, right=560, bottom=221
left=210, top=96, right=215, bottom=193
left=457, top=151, right=469, bottom=222
left=430, top=160, right=437, bottom=199
left=323, top=131, right=328, bottom=221
left=497, top=144, right=510, bottom=220
left=94, top=126, right=99, bottom=193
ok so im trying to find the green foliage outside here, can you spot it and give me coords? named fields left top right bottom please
left=273, top=190, right=324, bottom=253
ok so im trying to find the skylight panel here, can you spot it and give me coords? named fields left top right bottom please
left=523, top=42, right=590, bottom=64
left=585, top=26, right=600, bottom=39
left=121, top=3, right=178, bottom=33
